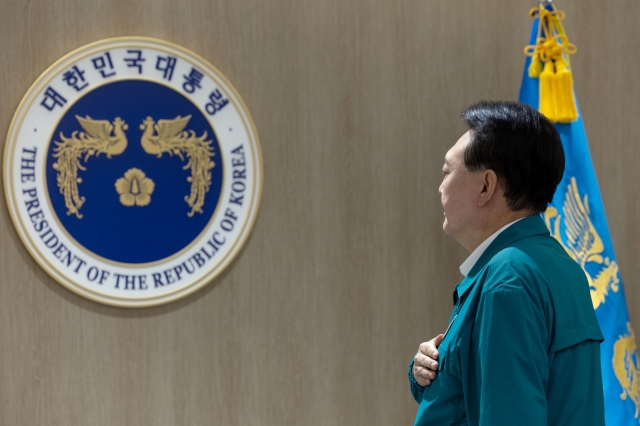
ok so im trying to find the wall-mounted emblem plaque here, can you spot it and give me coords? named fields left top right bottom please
left=4, top=37, right=262, bottom=307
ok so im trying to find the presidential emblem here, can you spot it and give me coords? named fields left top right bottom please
left=4, top=38, right=262, bottom=307
left=544, top=177, right=620, bottom=310
left=613, top=322, right=640, bottom=418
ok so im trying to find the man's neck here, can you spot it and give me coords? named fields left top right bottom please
left=461, top=210, right=535, bottom=253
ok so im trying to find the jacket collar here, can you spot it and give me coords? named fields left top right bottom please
left=454, top=214, right=549, bottom=300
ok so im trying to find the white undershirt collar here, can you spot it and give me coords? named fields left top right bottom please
left=459, top=217, right=525, bottom=277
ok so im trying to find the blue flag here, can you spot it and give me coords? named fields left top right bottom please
left=519, top=12, right=640, bottom=424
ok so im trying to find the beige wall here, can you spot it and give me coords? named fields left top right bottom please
left=0, top=0, right=637, bottom=424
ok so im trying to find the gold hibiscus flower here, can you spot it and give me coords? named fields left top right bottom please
left=115, top=168, right=155, bottom=207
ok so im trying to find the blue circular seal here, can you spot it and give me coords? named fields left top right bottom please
left=46, top=80, right=223, bottom=264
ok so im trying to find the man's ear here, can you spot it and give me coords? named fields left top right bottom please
left=478, top=169, right=498, bottom=206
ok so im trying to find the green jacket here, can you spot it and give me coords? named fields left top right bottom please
left=409, top=215, right=605, bottom=425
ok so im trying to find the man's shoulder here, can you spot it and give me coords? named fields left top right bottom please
left=481, top=233, right=585, bottom=294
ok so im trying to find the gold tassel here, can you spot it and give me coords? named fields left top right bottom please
left=539, top=61, right=557, bottom=121
left=528, top=54, right=543, bottom=78
left=524, top=5, right=579, bottom=123
left=553, top=57, right=578, bottom=122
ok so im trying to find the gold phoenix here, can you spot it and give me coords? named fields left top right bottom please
left=53, top=116, right=128, bottom=218
left=613, top=322, right=640, bottom=418
left=140, top=115, right=215, bottom=217
left=544, top=177, right=620, bottom=310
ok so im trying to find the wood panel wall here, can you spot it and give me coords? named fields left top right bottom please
left=0, top=0, right=637, bottom=424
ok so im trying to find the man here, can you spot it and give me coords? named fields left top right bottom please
left=408, top=101, right=605, bottom=425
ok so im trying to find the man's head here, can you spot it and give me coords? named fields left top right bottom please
left=439, top=101, right=564, bottom=250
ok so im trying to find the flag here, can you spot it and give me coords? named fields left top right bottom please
left=519, top=5, right=640, bottom=424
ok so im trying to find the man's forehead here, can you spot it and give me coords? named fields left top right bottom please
left=444, top=149, right=456, bottom=165
left=455, top=131, right=472, bottom=147
left=444, top=132, right=471, bottom=164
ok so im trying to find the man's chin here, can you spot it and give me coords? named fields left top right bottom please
left=442, top=218, right=459, bottom=238
left=442, top=219, right=451, bottom=235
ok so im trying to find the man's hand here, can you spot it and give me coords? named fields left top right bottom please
left=413, top=334, right=444, bottom=386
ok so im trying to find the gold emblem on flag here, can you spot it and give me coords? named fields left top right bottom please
left=613, top=322, right=640, bottom=418
left=544, top=177, right=620, bottom=309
